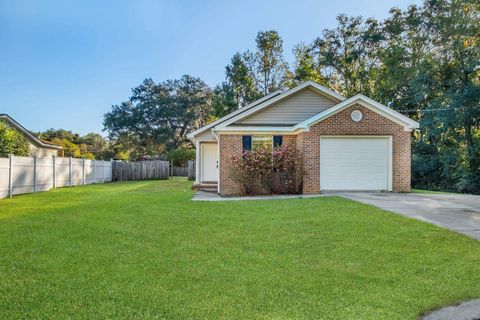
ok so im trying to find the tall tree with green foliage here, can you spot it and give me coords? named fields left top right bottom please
left=252, top=30, right=290, bottom=95
left=413, top=0, right=480, bottom=192
left=211, top=82, right=238, bottom=118
left=36, top=129, right=110, bottom=160
left=225, top=53, right=259, bottom=107
left=313, top=15, right=383, bottom=97
left=0, top=121, right=29, bottom=157
left=226, top=30, right=289, bottom=106
left=290, top=43, right=327, bottom=86
left=104, top=75, right=212, bottom=157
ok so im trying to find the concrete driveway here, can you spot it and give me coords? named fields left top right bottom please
left=338, top=192, right=480, bottom=241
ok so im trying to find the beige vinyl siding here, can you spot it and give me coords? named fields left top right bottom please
left=236, top=88, right=338, bottom=125
left=28, top=143, right=60, bottom=157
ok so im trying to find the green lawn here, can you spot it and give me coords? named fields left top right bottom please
left=1, top=179, right=480, bottom=319
left=412, top=188, right=458, bottom=194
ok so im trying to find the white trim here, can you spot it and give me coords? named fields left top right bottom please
left=214, top=130, right=301, bottom=136
left=388, top=136, right=393, bottom=191
left=295, top=94, right=419, bottom=131
left=195, top=140, right=200, bottom=184
left=319, top=135, right=393, bottom=192
left=187, top=90, right=283, bottom=141
left=199, top=142, right=219, bottom=183
left=212, top=130, right=221, bottom=194
left=214, top=126, right=302, bottom=133
left=215, top=81, right=345, bottom=130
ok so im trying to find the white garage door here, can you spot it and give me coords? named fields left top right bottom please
left=320, top=137, right=391, bottom=191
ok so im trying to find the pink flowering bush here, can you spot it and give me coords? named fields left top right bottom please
left=229, top=145, right=303, bottom=195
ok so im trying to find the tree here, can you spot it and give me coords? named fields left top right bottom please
left=104, top=75, right=212, bottom=157
left=291, top=43, right=327, bottom=86
left=38, top=128, right=80, bottom=144
left=417, top=0, right=480, bottom=192
left=50, top=138, right=82, bottom=158
left=225, top=30, right=289, bottom=106
left=80, top=133, right=109, bottom=159
left=253, top=30, right=289, bottom=95
left=225, top=53, right=259, bottom=107
left=211, top=82, right=238, bottom=118
left=166, top=147, right=195, bottom=166
left=36, top=129, right=111, bottom=159
left=0, top=121, right=29, bottom=157
left=313, top=15, right=383, bottom=96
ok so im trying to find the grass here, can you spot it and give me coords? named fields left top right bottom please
left=1, top=179, right=480, bottom=319
left=412, top=188, right=458, bottom=194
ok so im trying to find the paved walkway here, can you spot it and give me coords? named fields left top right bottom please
left=421, top=299, right=480, bottom=320
left=192, top=191, right=328, bottom=202
left=338, top=192, right=480, bottom=241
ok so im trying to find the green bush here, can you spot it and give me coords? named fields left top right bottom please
left=166, top=147, right=195, bottom=167
left=230, top=145, right=303, bottom=195
left=0, top=121, right=30, bottom=157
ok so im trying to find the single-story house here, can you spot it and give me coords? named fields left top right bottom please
left=187, top=81, right=419, bottom=196
left=0, top=114, right=63, bottom=157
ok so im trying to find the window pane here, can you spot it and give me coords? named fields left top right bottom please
left=252, top=135, right=273, bottom=151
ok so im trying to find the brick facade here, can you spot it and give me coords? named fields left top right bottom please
left=219, top=134, right=244, bottom=195
left=218, top=104, right=411, bottom=195
left=300, top=104, right=411, bottom=193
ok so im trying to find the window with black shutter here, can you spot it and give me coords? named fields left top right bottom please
left=242, top=135, right=252, bottom=152
left=273, top=135, right=283, bottom=148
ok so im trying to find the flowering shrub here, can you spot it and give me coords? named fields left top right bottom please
left=229, top=145, right=303, bottom=195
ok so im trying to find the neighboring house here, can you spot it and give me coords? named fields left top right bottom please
left=0, top=114, right=63, bottom=157
left=188, top=81, right=419, bottom=196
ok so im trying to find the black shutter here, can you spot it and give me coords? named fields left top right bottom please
left=242, top=135, right=252, bottom=152
left=273, top=135, right=283, bottom=148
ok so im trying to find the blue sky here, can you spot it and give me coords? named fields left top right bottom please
left=0, top=0, right=420, bottom=135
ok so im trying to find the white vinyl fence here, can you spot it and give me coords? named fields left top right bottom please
left=0, top=155, right=112, bottom=199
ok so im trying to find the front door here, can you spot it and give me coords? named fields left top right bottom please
left=201, top=143, right=218, bottom=182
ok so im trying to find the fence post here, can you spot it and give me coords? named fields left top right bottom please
left=69, top=156, right=72, bottom=187
left=82, top=158, right=86, bottom=185
left=8, top=154, right=13, bottom=198
left=93, top=160, right=96, bottom=184
left=52, top=155, right=56, bottom=188
left=33, top=156, right=37, bottom=193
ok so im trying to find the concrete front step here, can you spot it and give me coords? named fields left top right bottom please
left=193, top=183, right=218, bottom=193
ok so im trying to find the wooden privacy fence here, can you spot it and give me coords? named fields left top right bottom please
left=173, top=166, right=188, bottom=177
left=188, top=160, right=195, bottom=180
left=112, top=160, right=170, bottom=181
left=0, top=155, right=112, bottom=199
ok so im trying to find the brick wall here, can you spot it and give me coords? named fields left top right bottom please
left=283, top=135, right=297, bottom=146
left=218, top=104, right=412, bottom=195
left=301, top=104, right=411, bottom=193
left=219, top=134, right=243, bottom=196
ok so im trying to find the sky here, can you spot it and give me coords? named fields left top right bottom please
left=0, top=0, right=421, bottom=135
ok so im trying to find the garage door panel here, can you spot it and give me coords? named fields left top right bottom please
left=320, top=137, right=391, bottom=191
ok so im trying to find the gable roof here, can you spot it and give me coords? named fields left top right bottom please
left=187, top=81, right=346, bottom=141
left=0, top=114, right=63, bottom=149
left=187, top=89, right=283, bottom=140
left=293, top=93, right=419, bottom=131
left=213, top=81, right=345, bottom=130
left=188, top=81, right=419, bottom=139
